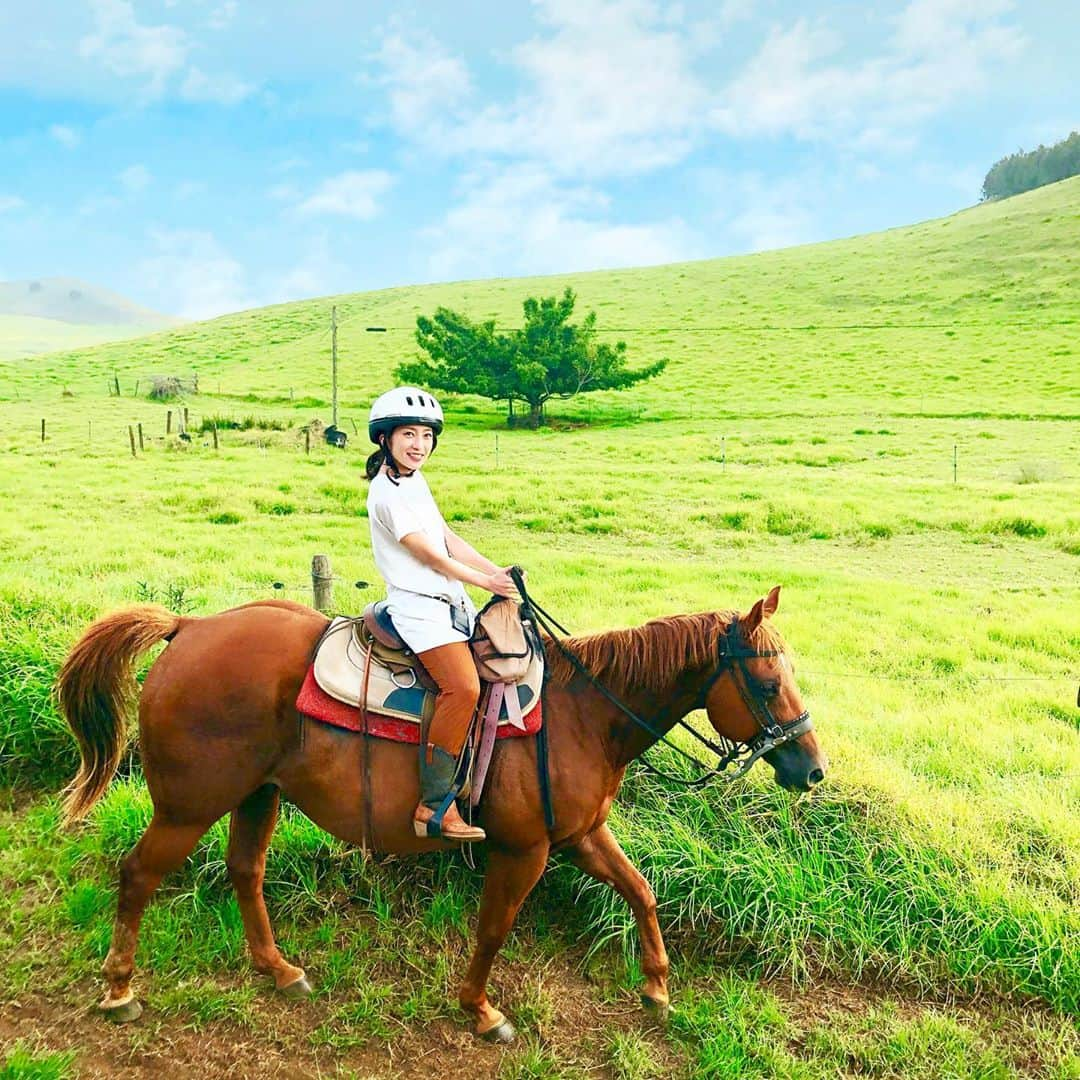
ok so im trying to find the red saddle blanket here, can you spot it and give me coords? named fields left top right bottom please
left=295, top=665, right=542, bottom=744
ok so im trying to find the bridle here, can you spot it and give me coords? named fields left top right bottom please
left=662, top=616, right=814, bottom=786
left=519, top=581, right=814, bottom=789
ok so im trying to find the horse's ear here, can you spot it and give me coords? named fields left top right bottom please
left=744, top=586, right=781, bottom=635
left=764, top=585, right=781, bottom=617
left=744, top=598, right=765, bottom=635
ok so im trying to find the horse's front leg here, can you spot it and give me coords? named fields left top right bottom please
left=459, top=844, right=548, bottom=1043
left=569, top=823, right=670, bottom=1020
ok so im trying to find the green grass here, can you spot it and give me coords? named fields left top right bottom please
left=0, top=1045, right=77, bottom=1080
left=0, top=179, right=1078, bottom=1075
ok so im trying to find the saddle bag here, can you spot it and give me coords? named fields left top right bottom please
left=470, top=597, right=535, bottom=683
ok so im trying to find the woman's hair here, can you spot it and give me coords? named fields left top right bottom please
left=365, top=445, right=386, bottom=480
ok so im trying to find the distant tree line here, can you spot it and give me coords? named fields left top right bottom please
left=981, top=131, right=1080, bottom=201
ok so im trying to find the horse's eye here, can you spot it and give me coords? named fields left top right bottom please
left=762, top=681, right=781, bottom=698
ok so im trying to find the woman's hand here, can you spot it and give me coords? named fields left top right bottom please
left=485, top=567, right=519, bottom=598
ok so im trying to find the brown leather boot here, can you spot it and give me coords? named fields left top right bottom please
left=413, top=799, right=486, bottom=842
left=413, top=746, right=486, bottom=842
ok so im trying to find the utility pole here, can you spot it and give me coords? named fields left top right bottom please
left=331, top=305, right=339, bottom=429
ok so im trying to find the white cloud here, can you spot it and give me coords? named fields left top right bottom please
left=423, top=165, right=698, bottom=281
left=0, top=195, right=26, bottom=213
left=374, top=26, right=472, bottom=134
left=180, top=65, right=255, bottom=105
left=78, top=0, right=189, bottom=98
left=696, top=169, right=819, bottom=253
left=119, top=164, right=152, bottom=193
left=270, top=232, right=352, bottom=304
left=728, top=199, right=814, bottom=253
left=297, top=170, right=393, bottom=220
left=208, top=1, right=238, bottom=31
left=49, top=124, right=81, bottom=149
left=712, top=3, right=1024, bottom=146
left=466, top=0, right=704, bottom=176
left=374, top=0, right=707, bottom=178
left=139, top=229, right=252, bottom=319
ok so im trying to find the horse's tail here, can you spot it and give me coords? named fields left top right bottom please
left=56, top=605, right=185, bottom=824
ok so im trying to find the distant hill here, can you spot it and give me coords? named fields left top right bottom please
left=0, top=277, right=181, bottom=360
left=6, top=176, right=1079, bottom=418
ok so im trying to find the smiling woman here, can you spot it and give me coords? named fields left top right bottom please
left=364, top=386, right=520, bottom=842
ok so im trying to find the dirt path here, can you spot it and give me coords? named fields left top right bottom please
left=1, top=962, right=678, bottom=1078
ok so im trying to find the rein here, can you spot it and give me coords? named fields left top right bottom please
left=513, top=574, right=813, bottom=789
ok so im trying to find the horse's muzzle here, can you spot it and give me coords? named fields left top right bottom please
left=767, top=740, right=828, bottom=792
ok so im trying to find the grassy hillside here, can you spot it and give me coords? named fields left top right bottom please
left=0, top=277, right=179, bottom=360
left=0, top=313, right=169, bottom=361
left=0, top=179, right=1077, bottom=1077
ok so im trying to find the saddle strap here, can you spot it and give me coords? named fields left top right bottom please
left=360, top=640, right=374, bottom=855
left=503, top=684, right=525, bottom=730
left=469, top=682, right=505, bottom=808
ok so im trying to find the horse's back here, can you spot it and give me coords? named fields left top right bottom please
left=138, top=601, right=328, bottom=816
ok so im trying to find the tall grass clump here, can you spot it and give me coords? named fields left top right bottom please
left=0, top=594, right=81, bottom=789
left=567, top=760, right=1079, bottom=1013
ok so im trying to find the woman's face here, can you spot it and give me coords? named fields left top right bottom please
left=386, top=425, right=434, bottom=472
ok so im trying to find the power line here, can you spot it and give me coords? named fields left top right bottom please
left=349, top=320, right=1077, bottom=334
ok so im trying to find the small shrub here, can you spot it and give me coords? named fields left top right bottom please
left=199, top=414, right=289, bottom=433
left=1015, top=462, right=1052, bottom=484
left=765, top=506, right=813, bottom=536
left=255, top=500, right=296, bottom=516
left=863, top=523, right=893, bottom=539
left=987, top=517, right=1046, bottom=538
left=719, top=511, right=751, bottom=530
left=208, top=511, right=242, bottom=525
left=149, top=375, right=196, bottom=400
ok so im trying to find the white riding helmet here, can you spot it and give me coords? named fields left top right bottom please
left=368, top=387, right=444, bottom=444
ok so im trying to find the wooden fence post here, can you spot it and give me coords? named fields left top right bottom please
left=41, top=419, right=45, bottom=442
left=137, top=423, right=144, bottom=451
left=312, top=555, right=333, bottom=613
left=212, top=425, right=219, bottom=450
left=183, top=407, right=189, bottom=432
left=167, top=411, right=172, bottom=435
left=114, top=374, right=121, bottom=397
left=305, top=429, right=311, bottom=454
left=128, top=425, right=137, bottom=457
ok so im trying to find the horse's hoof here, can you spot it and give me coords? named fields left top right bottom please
left=481, top=1018, right=516, bottom=1045
left=278, top=975, right=313, bottom=1000
left=641, top=994, right=670, bottom=1024
left=102, top=998, right=143, bottom=1024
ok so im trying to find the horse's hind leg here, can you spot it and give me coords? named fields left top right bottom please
left=101, top=815, right=210, bottom=1021
left=226, top=784, right=309, bottom=996
left=569, top=824, right=670, bottom=1021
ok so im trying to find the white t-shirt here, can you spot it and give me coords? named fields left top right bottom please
left=367, top=469, right=475, bottom=652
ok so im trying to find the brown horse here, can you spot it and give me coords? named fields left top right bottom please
left=57, top=586, right=826, bottom=1042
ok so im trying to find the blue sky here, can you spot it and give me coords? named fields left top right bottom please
left=1, top=1, right=1077, bottom=319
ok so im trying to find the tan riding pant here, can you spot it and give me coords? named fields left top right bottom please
left=418, top=642, right=481, bottom=758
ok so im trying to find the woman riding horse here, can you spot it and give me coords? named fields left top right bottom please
left=364, top=386, right=517, bottom=843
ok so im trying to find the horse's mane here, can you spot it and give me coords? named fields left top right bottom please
left=543, top=610, right=787, bottom=695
